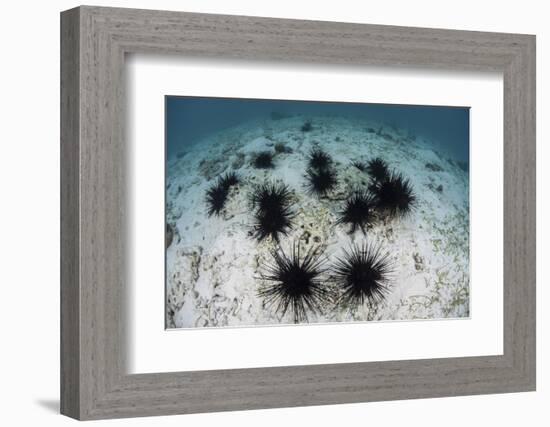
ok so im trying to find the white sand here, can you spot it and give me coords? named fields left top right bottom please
left=166, top=115, right=469, bottom=328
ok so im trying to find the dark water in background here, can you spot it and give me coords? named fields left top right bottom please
left=166, top=96, right=470, bottom=162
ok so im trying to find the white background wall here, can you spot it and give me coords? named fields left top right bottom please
left=0, top=0, right=546, bottom=425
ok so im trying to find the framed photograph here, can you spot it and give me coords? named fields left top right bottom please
left=61, top=6, right=536, bottom=420
left=164, top=96, right=471, bottom=329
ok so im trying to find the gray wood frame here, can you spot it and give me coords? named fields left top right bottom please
left=60, top=5, right=536, bottom=420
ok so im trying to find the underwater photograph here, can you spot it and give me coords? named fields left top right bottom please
left=165, top=96, right=470, bottom=329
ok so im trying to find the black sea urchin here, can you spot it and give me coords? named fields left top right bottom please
left=336, top=190, right=376, bottom=234
left=250, top=182, right=295, bottom=242
left=307, top=147, right=333, bottom=170
left=258, top=243, right=330, bottom=323
left=301, top=121, right=313, bottom=132
left=366, top=157, right=389, bottom=182
left=351, top=161, right=367, bottom=172
left=218, top=171, right=240, bottom=188
left=253, top=151, right=275, bottom=169
left=250, top=182, right=293, bottom=212
left=332, top=242, right=393, bottom=309
left=205, top=172, right=240, bottom=217
left=372, top=172, right=416, bottom=218
left=305, top=167, right=337, bottom=197
left=205, top=183, right=228, bottom=217
left=274, top=142, right=288, bottom=153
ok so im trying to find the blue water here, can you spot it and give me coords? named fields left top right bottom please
left=166, top=96, right=470, bottom=162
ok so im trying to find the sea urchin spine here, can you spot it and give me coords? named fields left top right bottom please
left=205, top=172, right=240, bottom=217
left=250, top=182, right=295, bottom=242
left=253, top=151, right=275, bottom=169
left=307, top=147, right=333, bottom=170
left=305, top=167, right=337, bottom=197
left=332, top=242, right=393, bottom=310
left=258, top=243, right=330, bottom=323
left=250, top=182, right=292, bottom=211
left=366, top=157, right=389, bottom=183
left=336, top=190, right=376, bottom=234
left=372, top=171, right=416, bottom=218
left=218, top=171, right=240, bottom=188
left=351, top=161, right=367, bottom=172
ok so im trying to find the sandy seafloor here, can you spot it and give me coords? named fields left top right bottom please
left=165, top=115, right=470, bottom=329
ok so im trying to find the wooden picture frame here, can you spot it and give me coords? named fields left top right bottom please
left=60, top=5, right=536, bottom=420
